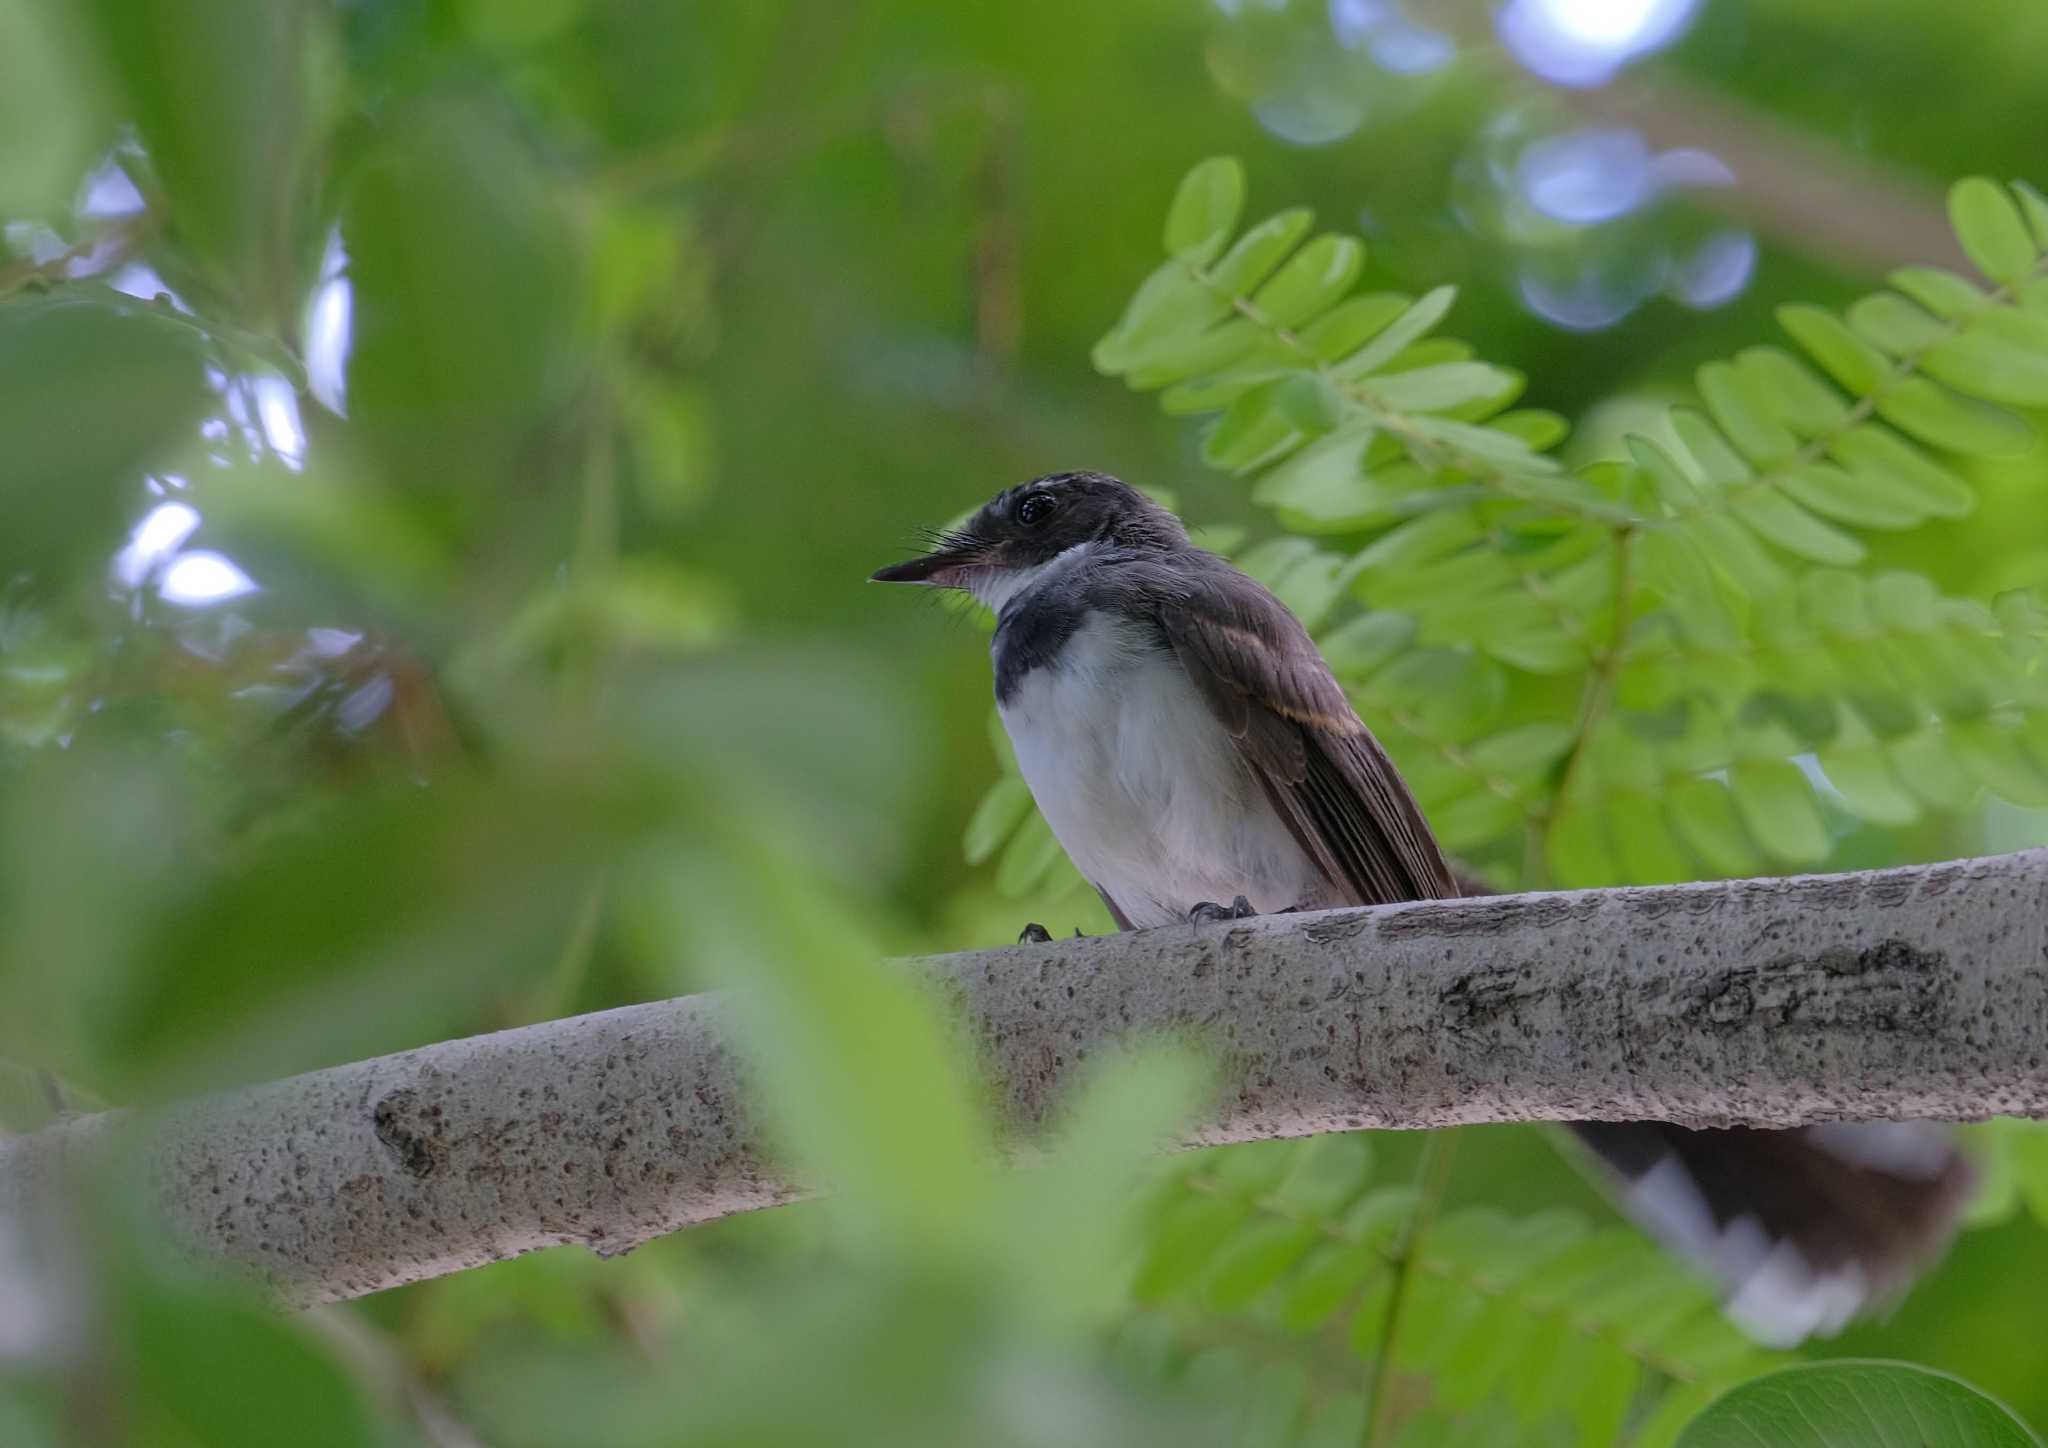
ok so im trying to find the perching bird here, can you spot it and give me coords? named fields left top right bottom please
left=874, top=469, right=1972, bottom=1347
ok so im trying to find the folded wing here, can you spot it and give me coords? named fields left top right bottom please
left=1151, top=562, right=1455, bottom=907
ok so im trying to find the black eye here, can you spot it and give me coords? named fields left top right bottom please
left=1016, top=493, right=1057, bottom=527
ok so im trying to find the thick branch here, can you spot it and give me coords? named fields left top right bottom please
left=4, top=850, right=2047, bottom=1308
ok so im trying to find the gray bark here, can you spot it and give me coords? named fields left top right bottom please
left=4, top=849, right=2047, bottom=1310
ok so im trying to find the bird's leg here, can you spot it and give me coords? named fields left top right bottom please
left=1187, top=894, right=1256, bottom=924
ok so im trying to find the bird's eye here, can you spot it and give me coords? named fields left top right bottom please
left=1016, top=493, right=1057, bottom=527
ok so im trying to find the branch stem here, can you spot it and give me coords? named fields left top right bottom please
left=1363, top=1131, right=1459, bottom=1448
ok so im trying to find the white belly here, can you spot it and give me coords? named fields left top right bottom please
left=996, top=614, right=1324, bottom=928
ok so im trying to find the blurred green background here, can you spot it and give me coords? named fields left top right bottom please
left=3, top=0, right=2048, bottom=1443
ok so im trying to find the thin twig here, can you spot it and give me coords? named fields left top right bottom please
left=1362, top=1131, right=1458, bottom=1448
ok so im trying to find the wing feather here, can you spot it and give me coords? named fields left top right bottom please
left=1148, top=561, right=1455, bottom=906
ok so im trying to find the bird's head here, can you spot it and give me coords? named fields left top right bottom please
left=870, top=471, right=1186, bottom=605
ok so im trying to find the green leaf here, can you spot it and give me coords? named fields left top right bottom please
left=1271, top=1134, right=1376, bottom=1216
left=1829, top=426, right=1975, bottom=518
left=1165, top=156, right=1245, bottom=263
left=125, top=1270, right=384, bottom=1448
left=1692, top=512, right=1789, bottom=598
left=1818, top=740, right=1921, bottom=826
left=1779, top=304, right=1891, bottom=394
left=1950, top=719, right=2048, bottom=807
left=0, top=0, right=109, bottom=219
left=1321, top=610, right=1417, bottom=677
left=1489, top=409, right=1571, bottom=452
left=86, top=0, right=324, bottom=304
left=1951, top=178, right=2041, bottom=287
left=964, top=777, right=1032, bottom=865
left=1203, top=1217, right=1318, bottom=1310
left=1606, top=794, right=1695, bottom=884
left=1093, top=258, right=1232, bottom=372
left=1273, top=372, right=1347, bottom=435
left=1334, top=285, right=1456, bottom=379
left=1673, top=1360, right=2042, bottom=1448
left=1672, top=407, right=1750, bottom=487
left=1847, top=293, right=1948, bottom=354
left=1923, top=327, right=2048, bottom=407
left=346, top=100, right=581, bottom=492
left=1729, top=488, right=1865, bottom=565
left=1368, top=362, right=1521, bottom=413
left=1278, top=1242, right=1381, bottom=1332
left=1546, top=807, right=1617, bottom=888
left=620, top=377, right=716, bottom=517
left=1698, top=361, right=1797, bottom=464
left=1125, top=319, right=1270, bottom=389
left=1253, top=429, right=1389, bottom=532
left=1252, top=234, right=1365, bottom=328
left=1240, top=1362, right=1310, bottom=1448
left=1402, top=416, right=1555, bottom=476
left=1136, top=1192, right=1254, bottom=1300
left=1888, top=729, right=1981, bottom=811
left=1209, top=208, right=1317, bottom=299
left=1204, top=379, right=1308, bottom=473
left=1730, top=760, right=1831, bottom=864
left=0, top=299, right=211, bottom=578
left=1890, top=265, right=1991, bottom=319
left=1466, top=721, right=1573, bottom=775
left=1776, top=462, right=1924, bottom=530
left=2012, top=181, right=2048, bottom=250
left=1876, top=377, right=2033, bottom=458
left=1733, top=346, right=1851, bottom=434
left=995, top=809, right=1067, bottom=896
left=1301, top=293, right=1414, bottom=361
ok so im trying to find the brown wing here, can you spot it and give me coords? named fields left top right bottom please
left=1151, top=563, right=1456, bottom=907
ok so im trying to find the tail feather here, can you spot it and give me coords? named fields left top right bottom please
left=1566, top=1121, right=1974, bottom=1347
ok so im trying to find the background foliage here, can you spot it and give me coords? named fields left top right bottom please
left=3, top=0, right=2048, bottom=1444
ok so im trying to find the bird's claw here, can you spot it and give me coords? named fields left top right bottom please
left=1188, top=895, right=1256, bottom=925
left=1018, top=922, right=1053, bottom=944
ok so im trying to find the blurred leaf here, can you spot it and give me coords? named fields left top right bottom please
left=97, top=768, right=668, bottom=1093
left=1163, top=155, right=1245, bottom=263
left=344, top=97, right=582, bottom=498
left=620, top=377, right=715, bottom=518
left=963, top=776, right=1031, bottom=866
left=1673, top=1361, right=2042, bottom=1448
left=124, top=1259, right=385, bottom=1447
left=0, top=0, right=109, bottom=219
left=1951, top=179, right=2041, bottom=288
left=687, top=831, right=995, bottom=1254
left=0, top=298, right=210, bottom=577
left=85, top=0, right=324, bottom=313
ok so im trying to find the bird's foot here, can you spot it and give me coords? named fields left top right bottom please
left=1018, top=923, right=1091, bottom=943
left=1188, top=895, right=1256, bottom=925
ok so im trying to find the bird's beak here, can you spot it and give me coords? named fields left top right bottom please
left=870, top=543, right=985, bottom=587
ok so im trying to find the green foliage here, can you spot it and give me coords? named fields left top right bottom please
left=7, top=3, right=2048, bottom=1445
left=0, top=298, right=212, bottom=577
left=969, top=162, right=2048, bottom=893
left=954, top=155, right=2048, bottom=1441
left=1673, top=1361, right=2043, bottom=1448
left=1118, top=1136, right=1787, bottom=1447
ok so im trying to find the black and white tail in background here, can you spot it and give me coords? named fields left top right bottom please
left=1567, top=1120, right=1973, bottom=1346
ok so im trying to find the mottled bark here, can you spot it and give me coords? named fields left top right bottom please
left=4, top=850, right=2046, bottom=1309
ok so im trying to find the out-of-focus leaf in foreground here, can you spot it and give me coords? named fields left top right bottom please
left=0, top=298, right=210, bottom=577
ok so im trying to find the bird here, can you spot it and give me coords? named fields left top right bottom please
left=873, top=468, right=1973, bottom=1347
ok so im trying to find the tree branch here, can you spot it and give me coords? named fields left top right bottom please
left=5, top=850, right=2047, bottom=1309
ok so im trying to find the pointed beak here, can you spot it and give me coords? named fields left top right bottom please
left=870, top=544, right=984, bottom=586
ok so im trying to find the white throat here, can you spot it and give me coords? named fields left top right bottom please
left=967, top=540, right=1101, bottom=615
